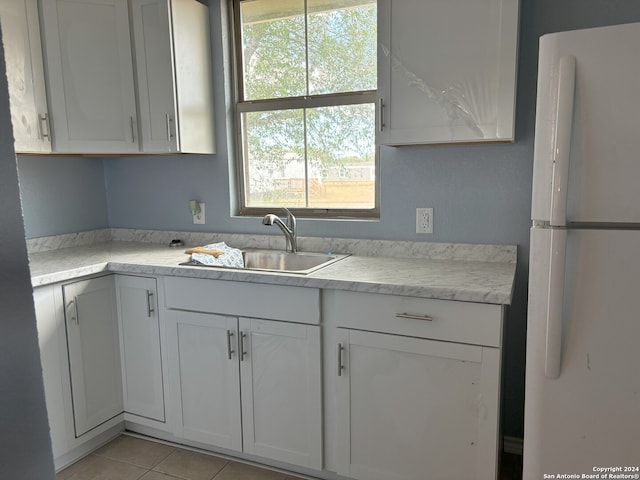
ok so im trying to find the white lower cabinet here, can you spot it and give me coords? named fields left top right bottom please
left=167, top=310, right=242, bottom=450
left=164, top=277, right=322, bottom=471
left=336, top=329, right=500, bottom=480
left=33, top=285, right=70, bottom=460
left=63, top=275, right=123, bottom=437
left=166, top=310, right=322, bottom=470
left=240, top=317, right=322, bottom=468
left=324, top=289, right=504, bottom=480
left=33, top=276, right=125, bottom=471
left=115, top=275, right=166, bottom=424
left=34, top=270, right=505, bottom=479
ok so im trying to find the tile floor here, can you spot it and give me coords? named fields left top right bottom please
left=56, top=435, right=303, bottom=480
left=57, top=434, right=523, bottom=480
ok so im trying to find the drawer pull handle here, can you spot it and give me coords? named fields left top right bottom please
left=39, top=113, right=50, bottom=140
left=130, top=116, right=136, bottom=143
left=68, top=298, right=79, bottom=325
left=240, top=332, right=247, bottom=361
left=396, top=312, right=433, bottom=322
left=165, top=113, right=174, bottom=140
left=146, top=290, right=155, bottom=317
left=226, top=330, right=235, bottom=360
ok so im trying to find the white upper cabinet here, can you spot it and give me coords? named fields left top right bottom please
left=39, top=0, right=139, bottom=153
left=377, top=0, right=519, bottom=146
left=0, top=0, right=51, bottom=153
left=130, top=0, right=215, bottom=154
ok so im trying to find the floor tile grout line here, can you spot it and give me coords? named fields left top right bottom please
left=88, top=452, right=152, bottom=471
left=91, top=448, right=177, bottom=471
left=93, top=433, right=311, bottom=480
left=123, top=433, right=296, bottom=479
left=210, top=461, right=232, bottom=480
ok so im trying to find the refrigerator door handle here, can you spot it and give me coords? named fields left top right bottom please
left=550, top=55, right=576, bottom=227
left=545, top=228, right=567, bottom=379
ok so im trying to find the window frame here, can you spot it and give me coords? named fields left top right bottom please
left=230, top=0, right=380, bottom=219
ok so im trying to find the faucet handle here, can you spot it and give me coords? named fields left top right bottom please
left=282, top=207, right=296, bottom=230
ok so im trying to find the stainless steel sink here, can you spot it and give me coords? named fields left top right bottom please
left=181, top=249, right=348, bottom=274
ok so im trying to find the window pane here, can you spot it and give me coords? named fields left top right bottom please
left=236, top=0, right=378, bottom=215
left=306, top=103, right=376, bottom=208
left=240, top=0, right=306, bottom=100
left=243, top=109, right=307, bottom=207
left=308, top=1, right=377, bottom=95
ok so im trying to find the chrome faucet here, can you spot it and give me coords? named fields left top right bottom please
left=262, top=207, right=297, bottom=253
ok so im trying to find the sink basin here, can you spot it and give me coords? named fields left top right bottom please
left=181, top=249, right=348, bottom=274
left=242, top=249, right=347, bottom=273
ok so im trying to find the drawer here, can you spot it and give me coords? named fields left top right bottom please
left=164, top=277, right=320, bottom=324
left=323, top=289, right=503, bottom=347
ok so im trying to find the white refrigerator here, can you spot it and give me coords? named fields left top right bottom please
left=524, top=22, right=640, bottom=478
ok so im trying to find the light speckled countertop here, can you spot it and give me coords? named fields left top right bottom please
left=29, top=240, right=516, bottom=305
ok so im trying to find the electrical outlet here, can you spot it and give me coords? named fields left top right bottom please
left=193, top=202, right=205, bottom=224
left=416, top=207, right=433, bottom=234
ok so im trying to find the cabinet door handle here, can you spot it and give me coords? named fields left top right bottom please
left=165, top=113, right=174, bottom=140
left=395, top=312, right=433, bottom=322
left=240, top=332, right=247, bottom=361
left=146, top=290, right=155, bottom=317
left=378, top=98, right=385, bottom=132
left=337, top=343, right=344, bottom=376
left=38, top=113, right=50, bottom=140
left=226, top=330, right=235, bottom=360
left=68, top=298, right=79, bottom=325
left=130, top=116, right=136, bottom=143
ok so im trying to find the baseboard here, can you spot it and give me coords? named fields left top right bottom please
left=54, top=423, right=124, bottom=472
left=503, top=436, right=523, bottom=456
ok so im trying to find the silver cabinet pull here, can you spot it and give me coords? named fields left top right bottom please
left=165, top=113, right=174, bottom=140
left=378, top=98, right=385, bottom=132
left=337, top=343, right=344, bottom=376
left=226, top=330, right=235, bottom=360
left=395, top=312, right=433, bottom=322
left=146, top=290, right=155, bottom=317
left=130, top=116, right=136, bottom=143
left=240, top=332, right=247, bottom=361
left=38, top=113, right=50, bottom=140
left=68, top=298, right=79, bottom=325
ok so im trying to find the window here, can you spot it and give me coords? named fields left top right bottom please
left=233, top=0, right=378, bottom=217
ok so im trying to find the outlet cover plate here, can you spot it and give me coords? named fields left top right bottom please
left=416, top=207, right=433, bottom=234
left=193, top=202, right=205, bottom=224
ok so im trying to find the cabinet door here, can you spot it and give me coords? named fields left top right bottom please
left=131, top=0, right=215, bottom=154
left=239, top=318, right=322, bottom=470
left=130, top=0, right=178, bottom=153
left=115, top=275, right=165, bottom=423
left=166, top=310, right=242, bottom=451
left=377, top=0, right=519, bottom=145
left=33, top=285, right=68, bottom=458
left=63, top=276, right=123, bottom=437
left=336, top=329, right=501, bottom=480
left=0, top=0, right=51, bottom=152
left=40, top=0, right=139, bottom=153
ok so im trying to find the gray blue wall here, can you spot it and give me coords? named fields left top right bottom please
left=16, top=0, right=640, bottom=440
left=0, top=36, right=56, bottom=479
left=17, top=155, right=109, bottom=238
